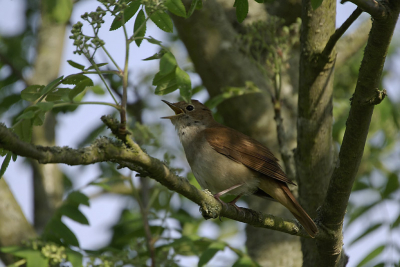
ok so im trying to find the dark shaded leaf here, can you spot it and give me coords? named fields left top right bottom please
left=45, top=220, right=79, bottom=247
left=59, top=205, right=89, bottom=225
left=0, top=152, right=12, bottom=179
left=40, top=76, right=64, bottom=96
left=62, top=74, right=88, bottom=85
left=232, top=255, right=258, bottom=267
left=146, top=36, right=162, bottom=45
left=165, top=0, right=186, bottom=17
left=45, top=88, right=71, bottom=102
left=69, top=77, right=94, bottom=100
left=357, top=245, right=385, bottom=267
left=143, top=50, right=167, bottom=61
left=134, top=10, right=147, bottom=47
left=311, top=0, right=323, bottom=9
left=16, top=111, right=35, bottom=121
left=110, top=0, right=141, bottom=31
left=33, top=110, right=46, bottom=126
left=0, top=246, right=49, bottom=267
left=198, top=242, right=226, bottom=267
left=66, top=248, right=83, bottom=267
left=153, top=70, right=176, bottom=85
left=187, top=0, right=201, bottom=17
left=21, top=85, right=45, bottom=101
left=86, top=63, right=109, bottom=70
left=13, top=119, right=33, bottom=142
left=36, top=102, right=54, bottom=111
left=234, top=0, right=248, bottom=23
left=67, top=191, right=90, bottom=206
left=382, top=173, right=399, bottom=198
left=67, top=60, right=85, bottom=70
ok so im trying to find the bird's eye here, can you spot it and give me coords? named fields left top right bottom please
left=186, top=105, right=194, bottom=111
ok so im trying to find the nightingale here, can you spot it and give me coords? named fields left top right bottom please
left=161, top=99, right=318, bottom=238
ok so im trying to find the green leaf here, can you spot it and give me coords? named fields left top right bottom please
left=175, top=67, right=192, bottom=102
left=21, top=85, right=45, bottom=101
left=165, top=0, right=186, bottom=17
left=36, top=102, right=54, bottom=111
left=90, top=85, right=105, bottom=95
left=33, top=110, right=46, bottom=126
left=67, top=60, right=85, bottom=70
left=143, top=50, right=167, bottom=61
left=62, top=74, right=88, bottom=85
left=12, top=153, right=17, bottom=162
left=155, top=79, right=179, bottom=95
left=0, top=94, right=21, bottom=115
left=40, top=76, right=64, bottom=96
left=187, top=0, right=202, bottom=17
left=352, top=180, right=369, bottom=191
left=198, top=242, right=226, bottom=267
left=146, top=36, right=163, bottom=45
left=110, top=0, right=141, bottom=31
left=66, top=248, right=83, bottom=267
left=45, top=220, right=80, bottom=247
left=349, top=223, right=382, bottom=245
left=0, top=152, right=12, bottom=179
left=232, top=255, right=257, bottom=267
left=16, top=111, right=35, bottom=121
left=68, top=77, right=94, bottom=100
left=357, top=245, right=385, bottom=267
left=59, top=205, right=89, bottom=225
left=0, top=247, right=49, bottom=267
left=148, top=9, right=173, bottom=33
left=153, top=70, right=176, bottom=86
left=67, top=191, right=90, bottom=206
left=85, top=63, right=109, bottom=70
left=160, top=53, right=177, bottom=75
left=13, top=119, right=33, bottom=143
left=45, top=88, right=71, bottom=102
left=134, top=10, right=147, bottom=47
left=234, top=0, right=248, bottom=23
left=382, top=173, right=399, bottom=198
left=311, top=0, right=323, bottom=9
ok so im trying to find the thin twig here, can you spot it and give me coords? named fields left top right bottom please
left=321, top=8, right=363, bottom=59
left=129, top=177, right=156, bottom=267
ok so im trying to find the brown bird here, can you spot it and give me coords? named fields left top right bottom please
left=162, top=99, right=318, bottom=238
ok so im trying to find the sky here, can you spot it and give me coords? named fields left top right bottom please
left=0, top=0, right=399, bottom=266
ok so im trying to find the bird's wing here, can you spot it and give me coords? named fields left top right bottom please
left=204, top=126, right=295, bottom=185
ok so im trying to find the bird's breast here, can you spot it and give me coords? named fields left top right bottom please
left=181, top=133, right=259, bottom=196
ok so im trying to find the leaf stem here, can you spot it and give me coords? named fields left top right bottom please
left=101, top=45, right=122, bottom=73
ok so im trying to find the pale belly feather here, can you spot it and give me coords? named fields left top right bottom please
left=182, top=135, right=259, bottom=196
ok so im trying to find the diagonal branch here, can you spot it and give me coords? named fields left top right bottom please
left=0, top=123, right=316, bottom=239
left=321, top=7, right=363, bottom=60
left=341, top=0, right=390, bottom=19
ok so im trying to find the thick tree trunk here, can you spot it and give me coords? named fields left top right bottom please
left=296, top=0, right=336, bottom=265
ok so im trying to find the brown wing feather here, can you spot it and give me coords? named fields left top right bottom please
left=204, top=126, right=295, bottom=185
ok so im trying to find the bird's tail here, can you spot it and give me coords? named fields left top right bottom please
left=258, top=179, right=318, bottom=238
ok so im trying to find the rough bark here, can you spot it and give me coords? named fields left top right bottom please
left=296, top=0, right=336, bottom=265
left=318, top=1, right=400, bottom=266
left=0, top=179, right=37, bottom=265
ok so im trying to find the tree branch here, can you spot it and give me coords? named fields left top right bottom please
left=318, top=0, right=400, bottom=265
left=321, top=8, right=363, bottom=60
left=341, top=0, right=390, bottom=19
left=0, top=123, right=315, bottom=238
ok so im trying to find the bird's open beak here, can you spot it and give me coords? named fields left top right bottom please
left=161, top=100, right=184, bottom=119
